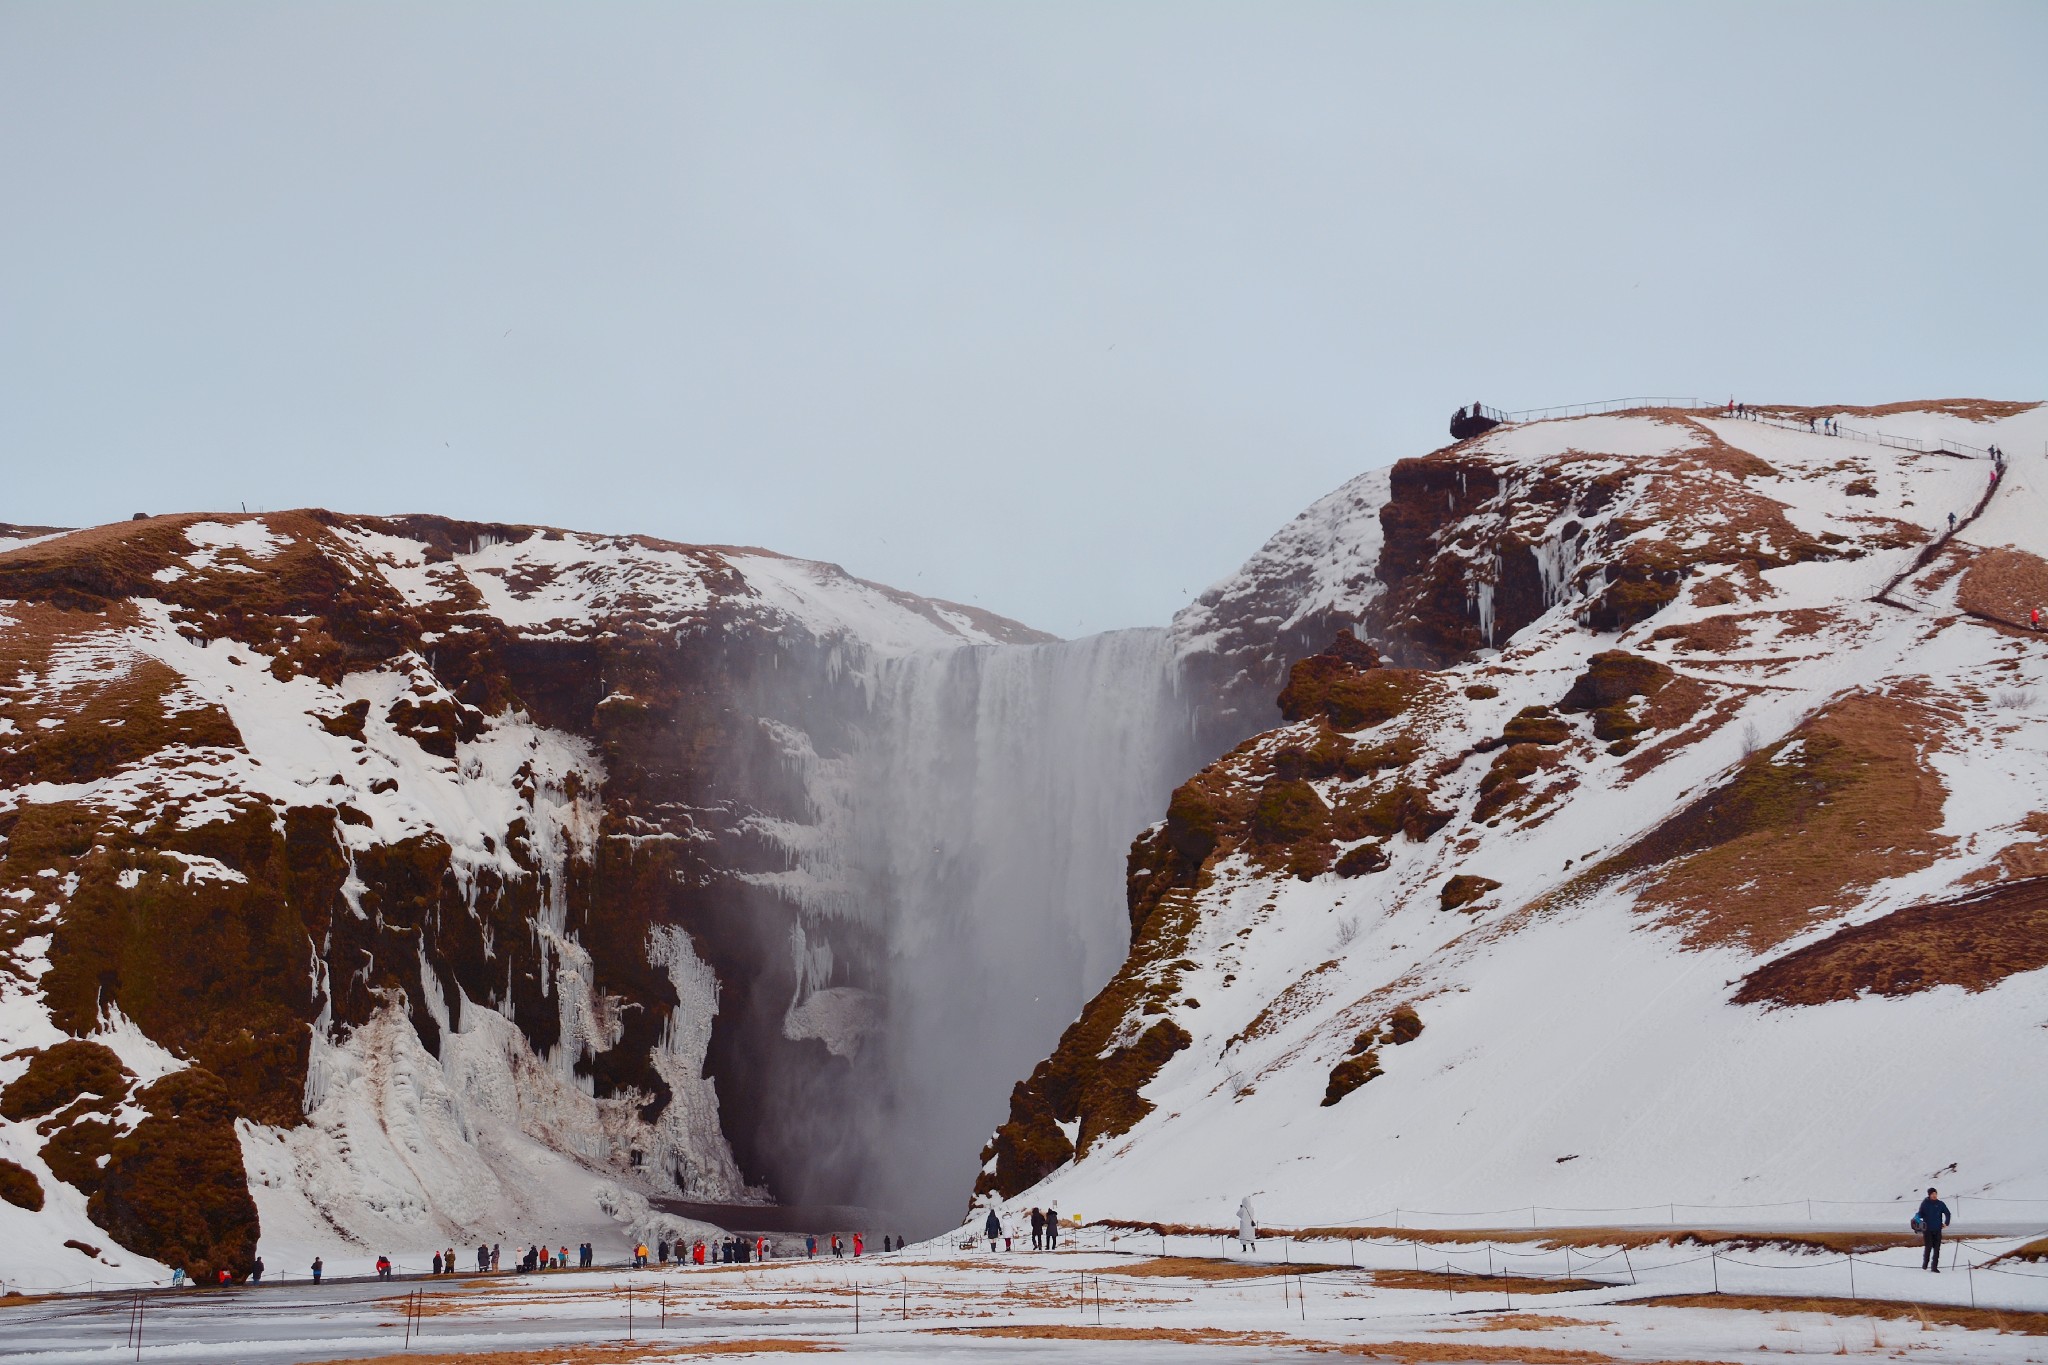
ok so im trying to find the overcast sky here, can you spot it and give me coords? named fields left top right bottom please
left=3, top=3, right=2042, bottom=635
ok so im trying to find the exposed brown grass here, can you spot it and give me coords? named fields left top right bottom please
left=1736, top=874, right=2048, bottom=1005
left=305, top=1340, right=835, bottom=1365
left=1112, top=1256, right=1349, bottom=1280
left=1630, top=1292, right=2048, bottom=1335
left=1310, top=1343, right=1629, bottom=1363
left=1276, top=1227, right=1921, bottom=1254
left=1784, top=398, right=2038, bottom=423
left=940, top=1324, right=1289, bottom=1345
left=1371, top=1269, right=1605, bottom=1296
left=1601, top=690, right=1952, bottom=951
left=1958, top=547, right=2048, bottom=627
left=1445, top=1313, right=1610, bottom=1332
left=1994, top=1236, right=2048, bottom=1263
left=1962, top=814, right=2048, bottom=887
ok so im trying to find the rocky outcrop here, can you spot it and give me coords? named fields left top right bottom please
left=977, top=402, right=2048, bottom=1227
left=0, top=512, right=1043, bottom=1273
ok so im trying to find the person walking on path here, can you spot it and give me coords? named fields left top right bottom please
left=984, top=1207, right=1002, bottom=1253
left=805, top=1234, right=817, bottom=1260
left=1238, top=1197, right=1258, bottom=1253
left=1030, top=1207, right=1045, bottom=1251
left=311, top=1257, right=323, bottom=1285
left=491, top=1244, right=500, bottom=1272
left=1045, top=1206, right=1059, bottom=1250
left=1915, top=1187, right=1952, bottom=1271
left=250, top=1256, right=264, bottom=1284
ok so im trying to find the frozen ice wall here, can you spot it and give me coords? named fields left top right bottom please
left=838, top=628, right=1209, bottom=1231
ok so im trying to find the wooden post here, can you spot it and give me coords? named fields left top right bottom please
left=1298, top=1275, right=1306, bottom=1321
left=1711, top=1251, right=1719, bottom=1294
left=1095, top=1276, right=1102, bottom=1326
left=854, top=1280, right=860, bottom=1334
left=627, top=1285, right=634, bottom=1341
left=1503, top=1270, right=1511, bottom=1310
left=1848, top=1254, right=1856, bottom=1301
left=1623, top=1248, right=1636, bottom=1286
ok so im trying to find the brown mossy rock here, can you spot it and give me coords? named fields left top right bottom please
left=42, top=802, right=316, bottom=1127
left=1321, top=1051, right=1382, bottom=1106
left=88, top=1068, right=259, bottom=1283
left=1075, top=1019, right=1193, bottom=1154
left=1250, top=779, right=1327, bottom=846
left=1475, top=743, right=1556, bottom=823
left=1583, top=570, right=1682, bottom=632
left=385, top=695, right=470, bottom=759
left=1385, top=1004, right=1424, bottom=1044
left=42, top=1117, right=120, bottom=1196
left=1440, top=874, right=1502, bottom=912
left=315, top=698, right=370, bottom=740
left=1500, top=706, right=1571, bottom=746
left=1277, top=631, right=1427, bottom=733
left=1560, top=651, right=1675, bottom=742
left=975, top=1078, right=1076, bottom=1197
left=1330, top=780, right=1451, bottom=844
left=1334, top=842, right=1390, bottom=878
left=1163, top=773, right=1253, bottom=879
left=0, top=1040, right=132, bottom=1120
left=0, top=1158, right=42, bottom=1211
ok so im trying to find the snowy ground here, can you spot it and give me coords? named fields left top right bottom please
left=4, top=1228, right=2047, bottom=1363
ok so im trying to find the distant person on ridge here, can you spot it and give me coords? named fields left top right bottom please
left=985, top=1206, right=1002, bottom=1252
left=1913, top=1187, right=1951, bottom=1271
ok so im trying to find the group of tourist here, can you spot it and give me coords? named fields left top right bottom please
left=981, top=1203, right=1062, bottom=1251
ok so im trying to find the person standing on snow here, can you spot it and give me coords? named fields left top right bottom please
left=1045, top=1206, right=1059, bottom=1250
left=1914, top=1188, right=1952, bottom=1271
left=1030, top=1207, right=1045, bottom=1251
left=984, top=1207, right=1002, bottom=1252
left=1238, top=1198, right=1258, bottom=1253
left=310, top=1257, right=323, bottom=1285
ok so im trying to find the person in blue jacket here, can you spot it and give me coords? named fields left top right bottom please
left=1913, top=1187, right=1951, bottom=1271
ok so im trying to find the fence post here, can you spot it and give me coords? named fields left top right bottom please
left=854, top=1281, right=860, bottom=1334
left=1711, top=1251, right=1719, bottom=1294
left=1623, top=1248, right=1636, bottom=1286
left=1848, top=1254, right=1856, bottom=1301
left=1967, top=1260, right=1975, bottom=1309
left=1503, top=1270, right=1512, bottom=1310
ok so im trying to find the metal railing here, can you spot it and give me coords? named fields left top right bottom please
left=1500, top=396, right=1715, bottom=422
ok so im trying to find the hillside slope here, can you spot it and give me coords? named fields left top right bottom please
left=980, top=401, right=2048, bottom=1230
left=0, top=512, right=1045, bottom=1284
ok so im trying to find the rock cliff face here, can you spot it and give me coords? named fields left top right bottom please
left=0, top=512, right=1062, bottom=1282
left=979, top=403, right=2048, bottom=1227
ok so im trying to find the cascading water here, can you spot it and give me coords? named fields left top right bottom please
left=819, top=627, right=1214, bottom=1231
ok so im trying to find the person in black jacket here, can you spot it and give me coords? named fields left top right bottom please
left=1914, top=1187, right=1951, bottom=1271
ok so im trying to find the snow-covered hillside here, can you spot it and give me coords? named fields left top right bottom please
left=0, top=515, right=1059, bottom=1287
left=982, top=400, right=2048, bottom=1232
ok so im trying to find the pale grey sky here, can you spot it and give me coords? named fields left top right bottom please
left=4, top=2, right=2042, bottom=635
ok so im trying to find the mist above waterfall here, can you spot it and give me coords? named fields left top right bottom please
left=808, top=628, right=1219, bottom=1232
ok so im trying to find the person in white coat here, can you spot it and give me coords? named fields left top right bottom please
left=1237, top=1197, right=1257, bottom=1253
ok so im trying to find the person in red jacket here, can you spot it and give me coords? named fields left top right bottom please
left=853, top=1234, right=863, bottom=1257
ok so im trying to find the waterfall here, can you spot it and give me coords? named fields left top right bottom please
left=832, top=627, right=1208, bottom=1229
